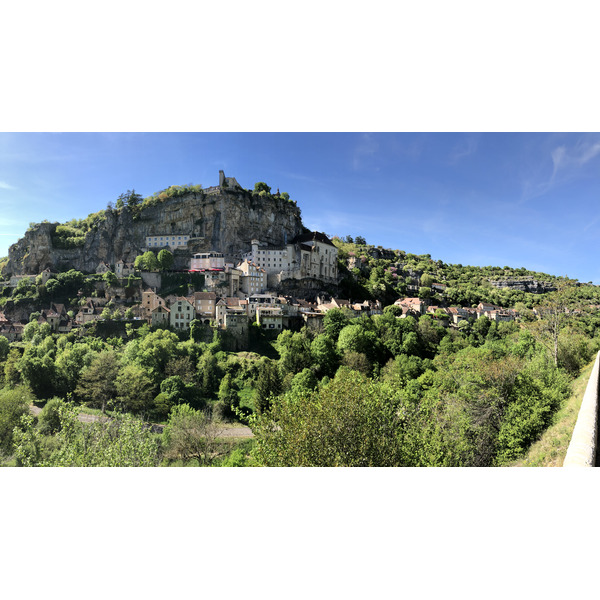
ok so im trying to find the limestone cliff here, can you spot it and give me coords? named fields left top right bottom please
left=3, top=187, right=308, bottom=276
left=488, top=279, right=557, bottom=294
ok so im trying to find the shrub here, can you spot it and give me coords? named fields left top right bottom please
left=38, top=397, right=66, bottom=435
left=0, top=386, right=33, bottom=455
left=162, top=404, right=228, bottom=465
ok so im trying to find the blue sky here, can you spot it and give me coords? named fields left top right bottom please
left=1, top=132, right=599, bottom=284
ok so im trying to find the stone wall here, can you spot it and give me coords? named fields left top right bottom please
left=563, top=351, right=600, bottom=467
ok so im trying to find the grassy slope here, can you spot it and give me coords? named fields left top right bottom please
left=509, top=358, right=597, bottom=467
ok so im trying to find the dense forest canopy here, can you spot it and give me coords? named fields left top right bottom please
left=0, top=273, right=597, bottom=467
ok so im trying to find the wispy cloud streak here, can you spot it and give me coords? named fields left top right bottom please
left=522, top=136, right=600, bottom=201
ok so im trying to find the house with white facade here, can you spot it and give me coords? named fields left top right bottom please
left=256, top=306, right=287, bottom=330
left=242, top=231, right=338, bottom=286
left=237, top=259, right=267, bottom=295
left=246, top=294, right=283, bottom=319
left=190, top=252, right=225, bottom=271
left=146, top=234, right=190, bottom=249
left=169, top=297, right=195, bottom=330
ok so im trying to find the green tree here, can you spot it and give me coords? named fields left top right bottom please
left=103, top=271, right=119, bottom=288
left=198, top=352, right=221, bottom=398
left=134, top=255, right=145, bottom=271
left=418, top=286, right=432, bottom=300
left=253, top=182, right=271, bottom=194
left=254, top=358, right=282, bottom=414
left=115, top=364, right=157, bottom=415
left=337, top=323, right=382, bottom=364
left=162, top=404, right=227, bottom=466
left=277, top=329, right=312, bottom=376
left=310, top=334, right=340, bottom=378
left=38, top=397, right=66, bottom=435
left=216, top=373, right=239, bottom=420
left=54, top=342, right=94, bottom=396
left=290, top=368, right=318, bottom=393
left=0, top=386, right=32, bottom=455
left=535, top=280, right=576, bottom=367
left=420, top=273, right=435, bottom=288
left=75, top=351, right=120, bottom=413
left=250, top=368, right=410, bottom=466
left=157, top=249, right=174, bottom=271
left=127, top=328, right=180, bottom=381
left=323, top=308, right=351, bottom=341
left=218, top=372, right=238, bottom=406
left=135, top=251, right=159, bottom=272
left=0, top=335, right=9, bottom=361
left=4, top=348, right=22, bottom=386
left=19, top=351, right=57, bottom=399
left=22, top=321, right=40, bottom=342
left=117, top=189, right=143, bottom=209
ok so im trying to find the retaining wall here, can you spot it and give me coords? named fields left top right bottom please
left=563, top=351, right=600, bottom=467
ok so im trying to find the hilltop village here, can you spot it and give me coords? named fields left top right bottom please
left=3, top=170, right=600, bottom=469
left=0, top=231, right=372, bottom=345
left=0, top=171, right=534, bottom=345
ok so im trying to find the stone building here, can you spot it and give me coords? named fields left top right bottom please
left=115, top=260, right=136, bottom=278
left=237, top=259, right=267, bottom=295
left=256, top=306, right=287, bottom=330
left=151, top=305, right=170, bottom=327
left=190, top=252, right=225, bottom=271
left=141, top=289, right=166, bottom=320
left=169, top=297, right=194, bottom=331
left=242, top=231, right=338, bottom=287
left=146, top=234, right=190, bottom=249
left=191, top=291, right=217, bottom=324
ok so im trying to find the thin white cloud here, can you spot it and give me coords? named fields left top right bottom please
left=0, top=180, right=15, bottom=190
left=522, top=136, right=600, bottom=202
left=574, top=141, right=600, bottom=165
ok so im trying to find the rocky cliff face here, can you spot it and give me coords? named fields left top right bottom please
left=488, top=279, right=557, bottom=294
left=3, top=189, right=307, bottom=276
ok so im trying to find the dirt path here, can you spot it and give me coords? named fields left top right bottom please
left=29, top=405, right=253, bottom=437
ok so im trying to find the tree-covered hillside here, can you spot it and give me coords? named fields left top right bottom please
left=332, top=236, right=576, bottom=309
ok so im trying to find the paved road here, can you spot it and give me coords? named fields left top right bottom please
left=29, top=405, right=254, bottom=438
